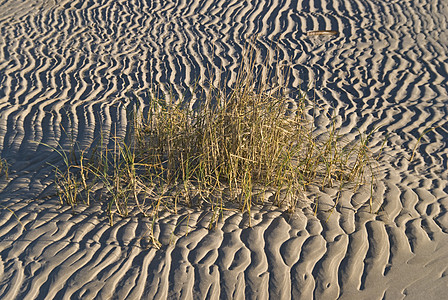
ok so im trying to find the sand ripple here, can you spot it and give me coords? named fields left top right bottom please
left=1, top=0, right=448, bottom=298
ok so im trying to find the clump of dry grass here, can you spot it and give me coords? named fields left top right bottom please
left=0, top=158, right=8, bottom=179
left=51, top=46, right=377, bottom=228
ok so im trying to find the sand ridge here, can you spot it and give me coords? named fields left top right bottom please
left=0, top=0, right=448, bottom=298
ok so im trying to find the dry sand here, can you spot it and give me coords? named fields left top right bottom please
left=1, top=0, right=448, bottom=299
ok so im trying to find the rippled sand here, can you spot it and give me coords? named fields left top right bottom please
left=1, top=0, right=448, bottom=298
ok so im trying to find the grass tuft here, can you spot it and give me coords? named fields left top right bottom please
left=50, top=46, right=378, bottom=227
left=0, top=158, right=8, bottom=180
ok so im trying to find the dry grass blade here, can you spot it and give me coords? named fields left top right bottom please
left=409, top=124, right=440, bottom=162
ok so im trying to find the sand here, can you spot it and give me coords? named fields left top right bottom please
left=0, top=0, right=448, bottom=299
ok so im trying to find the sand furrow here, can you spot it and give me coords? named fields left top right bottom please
left=0, top=0, right=448, bottom=298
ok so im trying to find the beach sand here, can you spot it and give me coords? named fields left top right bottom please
left=0, top=0, right=448, bottom=298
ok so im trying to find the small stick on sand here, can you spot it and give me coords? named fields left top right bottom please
left=306, top=30, right=338, bottom=36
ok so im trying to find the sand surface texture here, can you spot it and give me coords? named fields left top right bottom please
left=1, top=0, right=448, bottom=299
